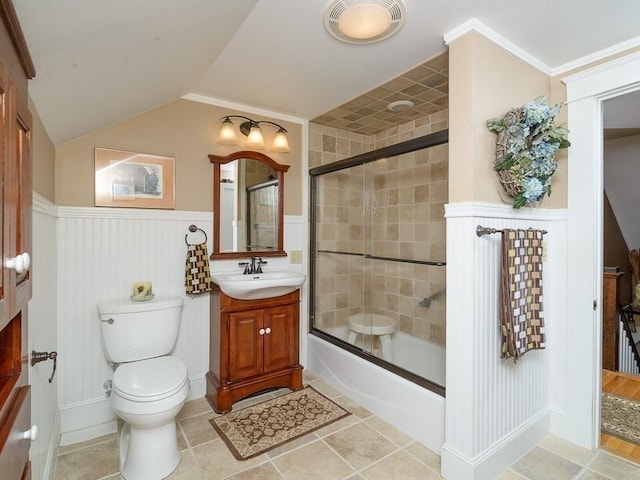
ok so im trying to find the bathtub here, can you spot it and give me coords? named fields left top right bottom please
left=306, top=330, right=445, bottom=453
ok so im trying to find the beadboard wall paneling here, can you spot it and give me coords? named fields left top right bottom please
left=31, top=194, right=60, bottom=480
left=56, top=208, right=212, bottom=421
left=441, top=202, right=567, bottom=480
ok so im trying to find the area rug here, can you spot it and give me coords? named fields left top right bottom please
left=601, top=391, right=640, bottom=446
left=210, top=386, right=351, bottom=460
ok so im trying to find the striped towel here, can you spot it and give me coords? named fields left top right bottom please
left=500, top=229, right=545, bottom=362
left=185, top=242, right=212, bottom=296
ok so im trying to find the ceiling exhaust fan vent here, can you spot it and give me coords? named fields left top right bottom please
left=324, top=0, right=406, bottom=44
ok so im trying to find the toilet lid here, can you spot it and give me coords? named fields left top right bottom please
left=113, top=356, right=188, bottom=402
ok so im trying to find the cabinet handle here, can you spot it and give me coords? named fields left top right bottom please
left=22, top=425, right=38, bottom=441
left=265, top=327, right=272, bottom=334
left=259, top=328, right=265, bottom=335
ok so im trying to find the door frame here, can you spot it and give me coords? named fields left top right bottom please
left=563, top=50, right=640, bottom=448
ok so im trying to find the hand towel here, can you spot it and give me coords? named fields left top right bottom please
left=500, top=228, right=545, bottom=362
left=185, top=242, right=212, bottom=296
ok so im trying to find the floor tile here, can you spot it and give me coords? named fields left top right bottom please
left=365, top=416, right=412, bottom=447
left=54, top=437, right=119, bottom=480
left=307, top=379, right=343, bottom=399
left=324, top=422, right=397, bottom=470
left=166, top=450, right=204, bottom=480
left=539, top=434, right=598, bottom=466
left=359, top=449, right=442, bottom=480
left=576, top=470, right=613, bottom=479
left=192, top=438, right=267, bottom=480
left=588, top=450, right=640, bottom=479
left=225, top=462, right=284, bottom=480
left=57, top=432, right=117, bottom=456
left=178, top=397, right=215, bottom=420
left=403, top=441, right=441, bottom=471
left=272, top=439, right=355, bottom=479
left=179, top=411, right=220, bottom=448
left=265, top=432, right=318, bottom=459
left=511, top=446, right=583, bottom=480
left=333, top=395, right=373, bottom=420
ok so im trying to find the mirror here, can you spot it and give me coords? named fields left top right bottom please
left=209, top=150, right=290, bottom=259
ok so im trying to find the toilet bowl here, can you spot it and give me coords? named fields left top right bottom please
left=112, top=356, right=189, bottom=480
left=98, top=296, right=188, bottom=480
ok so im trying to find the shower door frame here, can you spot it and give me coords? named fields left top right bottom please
left=309, top=129, right=449, bottom=397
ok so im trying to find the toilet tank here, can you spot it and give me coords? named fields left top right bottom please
left=98, top=296, right=184, bottom=363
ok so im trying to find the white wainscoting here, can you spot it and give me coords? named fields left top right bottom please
left=31, top=194, right=60, bottom=480
left=441, top=202, right=567, bottom=480
left=56, top=207, right=213, bottom=444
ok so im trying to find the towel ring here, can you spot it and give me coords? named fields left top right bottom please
left=185, top=224, right=207, bottom=245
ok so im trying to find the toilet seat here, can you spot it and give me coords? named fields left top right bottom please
left=113, top=356, right=188, bottom=403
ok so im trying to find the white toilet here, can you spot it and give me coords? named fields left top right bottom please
left=98, top=296, right=189, bottom=480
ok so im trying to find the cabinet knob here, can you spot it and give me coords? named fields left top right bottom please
left=265, top=327, right=272, bottom=334
left=22, top=425, right=38, bottom=441
left=21, top=252, right=31, bottom=270
left=259, top=328, right=265, bottom=335
left=6, top=254, right=25, bottom=273
left=5, top=252, right=30, bottom=273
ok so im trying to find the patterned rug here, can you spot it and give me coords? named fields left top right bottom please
left=601, top=391, right=640, bottom=445
left=210, top=386, right=351, bottom=460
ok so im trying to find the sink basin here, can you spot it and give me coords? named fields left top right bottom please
left=211, top=270, right=306, bottom=300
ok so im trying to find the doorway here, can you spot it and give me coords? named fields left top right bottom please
left=564, top=51, right=640, bottom=450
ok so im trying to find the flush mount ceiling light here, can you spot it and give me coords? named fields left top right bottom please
left=217, top=115, right=290, bottom=153
left=387, top=99, right=414, bottom=112
left=324, top=0, right=406, bottom=44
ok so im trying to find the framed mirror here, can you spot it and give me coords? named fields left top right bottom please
left=209, top=150, right=290, bottom=259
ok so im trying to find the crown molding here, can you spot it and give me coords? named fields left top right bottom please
left=443, top=18, right=551, bottom=75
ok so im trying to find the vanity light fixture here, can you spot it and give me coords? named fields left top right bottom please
left=324, top=0, right=406, bottom=44
left=217, top=115, right=290, bottom=153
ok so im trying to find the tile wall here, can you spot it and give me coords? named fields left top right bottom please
left=310, top=110, right=448, bottom=345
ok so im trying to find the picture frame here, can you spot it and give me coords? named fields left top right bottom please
left=95, top=148, right=175, bottom=209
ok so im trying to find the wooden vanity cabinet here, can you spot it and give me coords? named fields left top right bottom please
left=206, top=288, right=303, bottom=413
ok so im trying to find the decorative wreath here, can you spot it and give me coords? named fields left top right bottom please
left=486, top=96, right=570, bottom=209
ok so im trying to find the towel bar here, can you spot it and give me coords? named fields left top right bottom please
left=476, top=225, right=547, bottom=237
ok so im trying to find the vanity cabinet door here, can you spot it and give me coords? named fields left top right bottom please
left=228, top=310, right=263, bottom=381
left=263, top=304, right=298, bottom=373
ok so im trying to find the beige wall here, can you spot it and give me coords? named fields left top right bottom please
left=448, top=32, right=558, bottom=206
left=55, top=99, right=303, bottom=214
left=30, top=98, right=56, bottom=202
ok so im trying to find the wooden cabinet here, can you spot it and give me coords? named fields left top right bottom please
left=0, top=2, right=35, bottom=479
left=206, top=288, right=303, bottom=413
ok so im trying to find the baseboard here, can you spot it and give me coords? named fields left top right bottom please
left=43, top=410, right=61, bottom=480
left=441, top=408, right=551, bottom=479
left=59, top=375, right=206, bottom=446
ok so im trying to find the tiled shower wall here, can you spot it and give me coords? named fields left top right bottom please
left=310, top=110, right=448, bottom=345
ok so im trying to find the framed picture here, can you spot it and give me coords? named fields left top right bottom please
left=95, top=148, right=175, bottom=209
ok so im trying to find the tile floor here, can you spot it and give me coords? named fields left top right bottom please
left=54, top=373, right=640, bottom=480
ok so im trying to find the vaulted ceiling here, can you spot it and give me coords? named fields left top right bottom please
left=13, top=0, right=640, bottom=145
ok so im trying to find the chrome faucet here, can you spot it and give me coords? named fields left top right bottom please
left=251, top=255, right=263, bottom=274
left=239, top=255, right=267, bottom=274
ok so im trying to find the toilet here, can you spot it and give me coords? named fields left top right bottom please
left=98, top=296, right=189, bottom=480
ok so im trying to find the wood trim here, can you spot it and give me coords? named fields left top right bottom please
left=0, top=1, right=35, bottom=79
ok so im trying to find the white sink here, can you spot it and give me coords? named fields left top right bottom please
left=211, top=270, right=306, bottom=300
